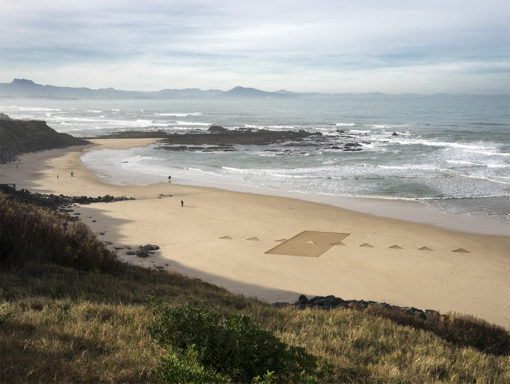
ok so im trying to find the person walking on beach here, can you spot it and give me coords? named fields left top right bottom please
left=181, top=200, right=184, bottom=207
left=168, top=176, right=172, bottom=183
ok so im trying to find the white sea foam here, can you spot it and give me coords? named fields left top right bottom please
left=17, top=107, right=61, bottom=112
left=175, top=121, right=210, bottom=126
left=335, top=122, right=355, bottom=127
left=156, top=112, right=202, bottom=117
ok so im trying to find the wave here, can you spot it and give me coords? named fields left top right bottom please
left=17, top=107, right=61, bottom=112
left=335, top=122, right=355, bottom=127
left=175, top=121, right=210, bottom=126
left=156, top=112, right=202, bottom=117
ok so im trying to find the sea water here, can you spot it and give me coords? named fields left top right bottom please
left=2, top=95, right=509, bottom=225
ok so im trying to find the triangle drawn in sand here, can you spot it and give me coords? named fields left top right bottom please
left=246, top=237, right=260, bottom=241
left=419, top=246, right=433, bottom=251
left=389, top=245, right=403, bottom=249
left=219, top=235, right=232, bottom=240
left=360, top=243, right=374, bottom=248
left=452, top=248, right=470, bottom=253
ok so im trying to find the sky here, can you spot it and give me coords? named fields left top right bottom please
left=0, top=0, right=509, bottom=94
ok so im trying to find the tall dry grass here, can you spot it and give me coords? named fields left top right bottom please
left=0, top=193, right=119, bottom=272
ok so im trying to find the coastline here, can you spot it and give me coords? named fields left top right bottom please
left=1, top=139, right=509, bottom=329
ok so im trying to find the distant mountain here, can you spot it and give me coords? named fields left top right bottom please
left=0, top=79, right=296, bottom=99
left=0, top=79, right=290, bottom=99
left=224, top=86, right=274, bottom=97
left=2, top=78, right=492, bottom=99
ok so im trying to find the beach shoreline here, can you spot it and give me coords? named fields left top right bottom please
left=1, top=139, right=509, bottom=329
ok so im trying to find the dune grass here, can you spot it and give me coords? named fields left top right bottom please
left=0, top=195, right=509, bottom=383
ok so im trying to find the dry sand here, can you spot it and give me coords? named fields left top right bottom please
left=1, top=139, right=509, bottom=329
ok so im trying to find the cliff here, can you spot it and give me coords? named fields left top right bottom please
left=0, top=114, right=88, bottom=162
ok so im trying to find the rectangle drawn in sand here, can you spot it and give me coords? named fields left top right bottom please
left=265, top=230, right=350, bottom=257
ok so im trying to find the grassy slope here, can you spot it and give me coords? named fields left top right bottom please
left=0, top=197, right=509, bottom=383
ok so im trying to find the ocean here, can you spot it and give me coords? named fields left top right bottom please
left=2, top=95, right=509, bottom=225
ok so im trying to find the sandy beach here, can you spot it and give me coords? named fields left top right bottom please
left=1, top=139, right=509, bottom=329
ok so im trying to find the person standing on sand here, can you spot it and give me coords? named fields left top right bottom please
left=181, top=200, right=184, bottom=207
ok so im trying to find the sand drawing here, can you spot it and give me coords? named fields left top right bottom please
left=389, top=245, right=403, bottom=249
left=274, top=238, right=287, bottom=242
left=331, top=241, right=345, bottom=246
left=359, top=243, right=374, bottom=248
left=219, top=235, right=232, bottom=240
left=265, top=230, right=350, bottom=257
left=452, top=248, right=470, bottom=253
left=246, top=237, right=260, bottom=241
left=419, top=246, right=433, bottom=251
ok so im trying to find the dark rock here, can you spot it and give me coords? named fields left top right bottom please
left=291, top=294, right=438, bottom=322
left=208, top=125, right=228, bottom=133
left=126, top=251, right=136, bottom=255
left=135, top=244, right=160, bottom=258
left=0, top=185, right=134, bottom=212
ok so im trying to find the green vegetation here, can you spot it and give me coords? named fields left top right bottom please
left=0, top=195, right=509, bottom=383
left=150, top=300, right=331, bottom=383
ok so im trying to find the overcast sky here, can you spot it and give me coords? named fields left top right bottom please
left=0, top=0, right=508, bottom=94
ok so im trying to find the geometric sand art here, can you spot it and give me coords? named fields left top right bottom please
left=389, top=245, right=403, bottom=249
left=452, top=248, right=470, bottom=253
left=265, top=231, right=350, bottom=257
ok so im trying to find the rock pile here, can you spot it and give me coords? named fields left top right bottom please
left=0, top=184, right=134, bottom=211
left=273, top=294, right=439, bottom=322
left=135, top=244, right=160, bottom=258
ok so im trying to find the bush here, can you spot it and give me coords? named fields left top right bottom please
left=364, top=305, right=510, bottom=356
left=150, top=300, right=330, bottom=383
left=0, top=194, right=119, bottom=272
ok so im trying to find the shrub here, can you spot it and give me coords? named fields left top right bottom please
left=150, top=300, right=330, bottom=383
left=364, top=305, right=510, bottom=356
left=0, top=194, right=119, bottom=272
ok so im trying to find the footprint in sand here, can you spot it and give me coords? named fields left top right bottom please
left=246, top=237, right=260, bottom=241
left=331, top=241, right=345, bottom=246
left=360, top=243, right=374, bottom=248
left=419, top=246, right=433, bottom=251
left=305, top=240, right=316, bottom=245
left=389, top=245, right=403, bottom=249
left=219, top=235, right=232, bottom=240
left=452, top=248, right=470, bottom=253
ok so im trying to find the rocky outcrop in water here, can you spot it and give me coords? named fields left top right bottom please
left=0, top=114, right=88, bottom=163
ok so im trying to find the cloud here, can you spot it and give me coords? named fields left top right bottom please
left=0, top=0, right=508, bottom=93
